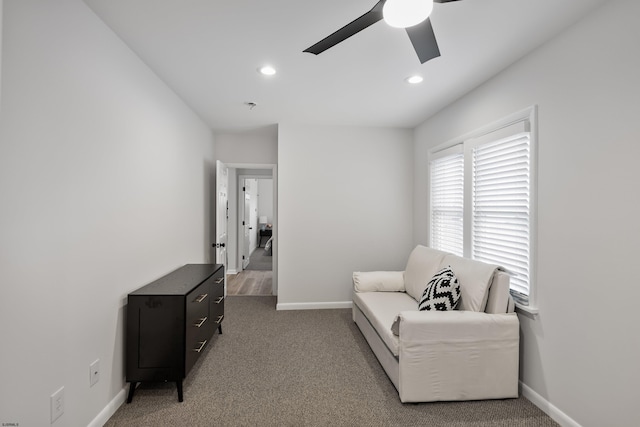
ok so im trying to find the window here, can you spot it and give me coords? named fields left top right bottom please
left=429, top=107, right=537, bottom=308
left=430, top=146, right=464, bottom=256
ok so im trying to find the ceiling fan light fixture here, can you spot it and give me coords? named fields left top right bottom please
left=258, top=65, right=276, bottom=76
left=383, top=0, right=434, bottom=29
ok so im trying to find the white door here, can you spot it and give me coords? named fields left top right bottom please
left=247, top=179, right=259, bottom=252
left=215, top=161, right=228, bottom=293
left=242, top=183, right=251, bottom=269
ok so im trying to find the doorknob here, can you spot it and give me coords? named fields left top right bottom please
left=212, top=243, right=226, bottom=248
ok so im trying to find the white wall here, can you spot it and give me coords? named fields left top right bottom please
left=215, top=124, right=278, bottom=164
left=414, top=1, right=639, bottom=426
left=0, top=1, right=215, bottom=426
left=278, top=125, right=414, bottom=308
left=258, top=179, right=274, bottom=224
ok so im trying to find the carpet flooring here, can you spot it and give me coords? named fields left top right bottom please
left=105, top=297, right=558, bottom=427
left=245, top=248, right=272, bottom=271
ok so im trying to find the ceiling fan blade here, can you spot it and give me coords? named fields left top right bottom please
left=303, top=1, right=385, bottom=55
left=406, top=17, right=440, bottom=64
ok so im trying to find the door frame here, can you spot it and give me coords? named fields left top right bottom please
left=226, top=163, right=277, bottom=296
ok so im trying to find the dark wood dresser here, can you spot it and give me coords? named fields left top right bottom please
left=125, top=263, right=224, bottom=403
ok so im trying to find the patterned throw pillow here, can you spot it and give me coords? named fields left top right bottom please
left=418, top=266, right=461, bottom=311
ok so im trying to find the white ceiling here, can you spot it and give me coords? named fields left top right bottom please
left=84, top=0, right=609, bottom=132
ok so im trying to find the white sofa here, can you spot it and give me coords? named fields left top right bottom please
left=352, top=245, right=519, bottom=403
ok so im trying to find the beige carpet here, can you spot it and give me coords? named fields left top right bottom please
left=245, top=247, right=272, bottom=271
left=105, top=296, right=558, bottom=426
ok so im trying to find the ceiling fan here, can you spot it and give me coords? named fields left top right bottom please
left=303, top=0, right=462, bottom=64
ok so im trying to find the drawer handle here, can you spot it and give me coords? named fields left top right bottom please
left=193, top=317, right=208, bottom=328
left=195, top=293, right=208, bottom=303
left=215, top=296, right=224, bottom=304
left=215, top=314, right=224, bottom=324
left=215, top=277, right=224, bottom=284
left=193, top=340, right=207, bottom=353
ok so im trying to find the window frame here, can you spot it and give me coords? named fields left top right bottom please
left=427, top=106, right=539, bottom=314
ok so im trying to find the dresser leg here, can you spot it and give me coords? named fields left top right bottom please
left=126, top=382, right=137, bottom=403
left=218, top=324, right=222, bottom=334
left=177, top=380, right=183, bottom=402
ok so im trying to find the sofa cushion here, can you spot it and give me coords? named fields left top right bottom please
left=442, top=254, right=500, bottom=312
left=418, top=266, right=461, bottom=311
left=404, top=245, right=449, bottom=301
left=353, top=291, right=418, bottom=357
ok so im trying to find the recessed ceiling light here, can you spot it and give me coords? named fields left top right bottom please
left=259, top=65, right=276, bottom=76
left=406, top=75, right=424, bottom=84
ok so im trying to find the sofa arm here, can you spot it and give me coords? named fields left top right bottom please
left=397, top=311, right=519, bottom=402
left=352, top=271, right=405, bottom=292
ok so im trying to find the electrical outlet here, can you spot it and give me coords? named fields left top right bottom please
left=50, top=386, right=64, bottom=423
left=90, top=359, right=100, bottom=387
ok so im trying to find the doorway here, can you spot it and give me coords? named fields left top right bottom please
left=228, top=178, right=273, bottom=296
left=222, top=165, right=276, bottom=296
left=244, top=179, right=273, bottom=270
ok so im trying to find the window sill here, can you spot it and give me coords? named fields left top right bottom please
left=515, top=303, right=539, bottom=319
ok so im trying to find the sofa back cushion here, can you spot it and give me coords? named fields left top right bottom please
left=404, top=245, right=449, bottom=301
left=442, top=254, right=500, bottom=312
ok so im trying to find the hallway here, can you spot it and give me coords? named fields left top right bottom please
left=227, top=270, right=272, bottom=295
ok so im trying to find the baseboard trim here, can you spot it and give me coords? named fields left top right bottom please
left=520, top=381, right=581, bottom=427
left=276, top=301, right=353, bottom=310
left=226, top=269, right=238, bottom=275
left=88, top=387, right=127, bottom=427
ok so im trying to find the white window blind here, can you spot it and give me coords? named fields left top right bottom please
left=428, top=107, right=537, bottom=309
left=472, top=133, right=532, bottom=304
left=430, top=147, right=464, bottom=256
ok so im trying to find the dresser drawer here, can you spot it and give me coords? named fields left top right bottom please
left=208, top=272, right=225, bottom=326
left=185, top=281, right=211, bottom=373
left=187, top=281, right=210, bottom=321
